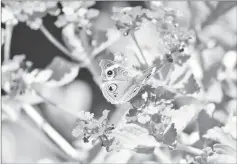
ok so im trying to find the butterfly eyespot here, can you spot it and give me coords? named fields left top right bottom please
left=107, top=70, right=113, bottom=75
left=108, top=84, right=117, bottom=92
left=106, top=70, right=115, bottom=78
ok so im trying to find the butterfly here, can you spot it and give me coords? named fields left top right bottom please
left=99, top=59, right=157, bottom=104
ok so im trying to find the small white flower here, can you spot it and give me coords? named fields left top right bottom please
left=2, top=7, right=18, bottom=25
left=142, top=92, right=148, bottom=101
left=137, top=113, right=151, bottom=124
left=77, top=8, right=88, bottom=17
left=147, top=105, right=159, bottom=115
left=78, top=111, right=94, bottom=121
left=26, top=18, right=42, bottom=30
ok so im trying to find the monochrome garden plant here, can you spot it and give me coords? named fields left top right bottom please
left=1, top=1, right=236, bottom=163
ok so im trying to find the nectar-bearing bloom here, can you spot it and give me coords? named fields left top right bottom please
left=2, top=1, right=59, bottom=29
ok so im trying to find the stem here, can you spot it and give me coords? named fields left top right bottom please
left=154, top=147, right=172, bottom=163
left=4, top=23, right=14, bottom=62
left=22, top=104, right=82, bottom=161
left=130, top=31, right=148, bottom=67
left=176, top=143, right=203, bottom=156
left=40, top=24, right=71, bottom=56
left=90, top=35, right=120, bottom=59
left=79, top=29, right=102, bottom=86
left=33, top=89, right=79, bottom=118
left=17, top=114, right=72, bottom=161
left=165, top=63, right=174, bottom=85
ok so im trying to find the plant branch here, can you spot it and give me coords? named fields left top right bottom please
left=33, top=89, right=79, bottom=118
left=4, top=23, right=14, bottom=62
left=176, top=143, right=203, bottom=156
left=154, top=147, right=172, bottom=163
left=22, top=104, right=82, bottom=161
left=130, top=31, right=148, bottom=67
left=90, top=35, right=120, bottom=59
left=164, top=63, right=175, bottom=85
left=17, top=113, right=72, bottom=161
left=79, top=29, right=102, bottom=86
left=40, top=24, right=71, bottom=57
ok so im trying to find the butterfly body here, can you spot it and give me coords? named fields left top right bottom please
left=100, top=59, right=156, bottom=104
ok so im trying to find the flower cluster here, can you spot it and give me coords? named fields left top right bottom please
left=192, top=144, right=236, bottom=164
left=112, top=4, right=194, bottom=64
left=72, top=110, right=118, bottom=152
left=2, top=55, right=33, bottom=97
left=126, top=98, right=177, bottom=149
left=2, top=1, right=59, bottom=29
left=112, top=6, right=147, bottom=36
left=55, top=1, right=99, bottom=32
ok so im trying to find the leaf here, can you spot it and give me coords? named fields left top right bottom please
left=2, top=97, right=22, bottom=122
left=162, top=123, right=177, bottom=148
left=152, top=122, right=177, bottom=148
left=120, top=123, right=149, bottom=136
left=33, top=69, right=53, bottom=83
left=154, top=86, right=175, bottom=101
left=156, top=123, right=177, bottom=148
left=194, top=144, right=237, bottom=163
left=175, top=53, right=191, bottom=66
left=202, top=61, right=223, bottom=89
left=222, top=80, right=237, bottom=98
left=213, top=144, right=236, bottom=156
left=207, top=153, right=237, bottom=163
left=203, top=127, right=236, bottom=149
left=168, top=64, right=188, bottom=86
left=43, top=56, right=80, bottom=87
left=168, top=104, right=202, bottom=132
left=133, top=145, right=155, bottom=154
left=194, top=147, right=213, bottom=164
left=112, top=124, right=158, bottom=149
left=125, top=108, right=138, bottom=123
left=205, top=80, right=223, bottom=103
left=202, top=46, right=225, bottom=71
left=178, top=73, right=201, bottom=95
left=13, top=89, right=44, bottom=104
left=198, top=110, right=220, bottom=136
left=202, top=2, right=237, bottom=28
left=222, top=116, right=236, bottom=139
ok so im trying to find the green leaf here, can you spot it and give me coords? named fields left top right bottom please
left=203, top=127, right=236, bottom=150
left=202, top=2, right=237, bottom=28
left=133, top=145, right=155, bottom=154
left=43, top=56, right=80, bottom=87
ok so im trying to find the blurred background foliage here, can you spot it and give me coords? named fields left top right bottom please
left=1, top=1, right=237, bottom=163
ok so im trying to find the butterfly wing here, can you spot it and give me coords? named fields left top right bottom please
left=100, top=62, right=157, bottom=104
left=101, top=79, right=142, bottom=104
left=135, top=64, right=157, bottom=84
left=100, top=59, right=134, bottom=81
left=99, top=59, right=117, bottom=70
